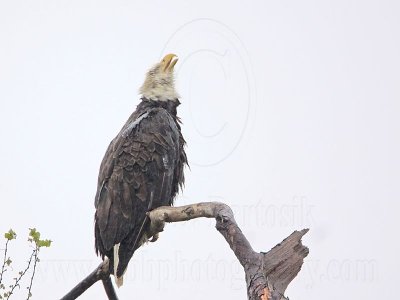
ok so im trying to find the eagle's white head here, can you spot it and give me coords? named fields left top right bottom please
left=139, top=54, right=179, bottom=101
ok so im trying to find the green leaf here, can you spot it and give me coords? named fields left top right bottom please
left=28, top=228, right=40, bottom=243
left=37, top=239, right=52, bottom=248
left=5, top=258, right=12, bottom=266
left=4, top=229, right=16, bottom=240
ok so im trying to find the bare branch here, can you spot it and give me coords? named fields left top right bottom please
left=60, top=260, right=110, bottom=300
left=7, top=248, right=36, bottom=300
left=26, top=246, right=39, bottom=299
left=147, top=202, right=309, bottom=300
left=102, top=276, right=119, bottom=300
left=0, top=239, right=10, bottom=286
left=61, top=202, right=309, bottom=300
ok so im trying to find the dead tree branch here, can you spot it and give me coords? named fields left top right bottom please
left=60, top=260, right=116, bottom=300
left=60, top=202, right=309, bottom=300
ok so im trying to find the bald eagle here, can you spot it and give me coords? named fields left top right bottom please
left=94, top=54, right=187, bottom=286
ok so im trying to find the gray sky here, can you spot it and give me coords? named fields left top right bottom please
left=0, top=1, right=399, bottom=299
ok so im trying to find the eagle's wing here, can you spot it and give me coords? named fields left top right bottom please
left=94, top=107, right=181, bottom=276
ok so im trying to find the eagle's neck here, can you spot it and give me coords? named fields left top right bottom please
left=140, top=87, right=179, bottom=102
left=139, top=75, right=179, bottom=101
left=139, top=98, right=180, bottom=116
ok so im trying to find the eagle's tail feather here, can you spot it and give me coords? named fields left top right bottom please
left=113, top=243, right=124, bottom=288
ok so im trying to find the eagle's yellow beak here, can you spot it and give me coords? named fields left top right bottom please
left=161, top=53, right=178, bottom=72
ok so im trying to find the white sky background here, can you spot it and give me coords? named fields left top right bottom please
left=0, top=1, right=399, bottom=299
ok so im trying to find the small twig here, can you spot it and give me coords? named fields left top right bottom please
left=0, top=239, right=10, bottom=286
left=26, top=246, right=39, bottom=299
left=6, top=248, right=36, bottom=300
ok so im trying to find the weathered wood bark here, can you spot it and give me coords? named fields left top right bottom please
left=60, top=202, right=309, bottom=300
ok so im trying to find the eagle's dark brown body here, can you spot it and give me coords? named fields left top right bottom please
left=94, top=98, right=187, bottom=277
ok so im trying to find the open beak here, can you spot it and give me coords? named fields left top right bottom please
left=161, top=53, right=178, bottom=72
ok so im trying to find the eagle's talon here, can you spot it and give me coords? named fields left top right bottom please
left=149, top=233, right=159, bottom=242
